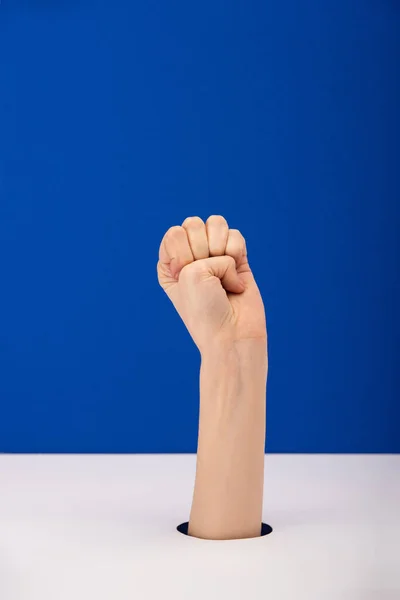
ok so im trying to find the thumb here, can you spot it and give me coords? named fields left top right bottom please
left=196, top=255, right=246, bottom=294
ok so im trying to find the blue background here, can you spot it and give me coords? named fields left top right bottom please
left=0, top=1, right=399, bottom=453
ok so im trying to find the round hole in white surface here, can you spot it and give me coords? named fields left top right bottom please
left=177, top=522, right=273, bottom=537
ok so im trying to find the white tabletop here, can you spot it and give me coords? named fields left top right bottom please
left=0, top=454, right=399, bottom=600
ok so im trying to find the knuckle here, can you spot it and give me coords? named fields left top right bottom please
left=183, top=259, right=206, bottom=277
left=179, top=262, right=197, bottom=281
left=182, top=216, right=203, bottom=228
left=231, top=228, right=245, bottom=242
left=206, top=214, right=228, bottom=226
left=229, top=229, right=246, bottom=252
left=167, top=225, right=184, bottom=239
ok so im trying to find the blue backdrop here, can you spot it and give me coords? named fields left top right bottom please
left=0, top=1, right=399, bottom=453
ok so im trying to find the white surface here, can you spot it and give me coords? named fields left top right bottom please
left=0, top=454, right=399, bottom=600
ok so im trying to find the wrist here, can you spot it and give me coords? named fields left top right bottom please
left=200, top=337, right=268, bottom=390
left=200, top=336, right=268, bottom=365
left=198, top=337, right=267, bottom=422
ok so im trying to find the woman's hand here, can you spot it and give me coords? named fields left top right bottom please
left=157, top=215, right=268, bottom=539
left=157, top=215, right=267, bottom=354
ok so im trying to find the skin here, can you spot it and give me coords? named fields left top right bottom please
left=157, top=215, right=268, bottom=540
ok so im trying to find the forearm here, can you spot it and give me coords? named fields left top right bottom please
left=188, top=338, right=268, bottom=540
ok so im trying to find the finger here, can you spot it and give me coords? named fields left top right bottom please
left=224, top=228, right=247, bottom=268
left=193, top=255, right=245, bottom=294
left=159, top=225, right=194, bottom=279
left=206, top=215, right=229, bottom=257
left=182, top=216, right=209, bottom=261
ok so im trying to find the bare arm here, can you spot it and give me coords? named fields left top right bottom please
left=157, top=214, right=268, bottom=540
left=188, top=339, right=267, bottom=540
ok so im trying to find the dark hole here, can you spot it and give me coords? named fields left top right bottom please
left=177, top=521, right=273, bottom=537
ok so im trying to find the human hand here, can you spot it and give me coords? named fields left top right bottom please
left=157, top=215, right=267, bottom=354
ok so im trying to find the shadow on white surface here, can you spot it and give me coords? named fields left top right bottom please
left=176, top=520, right=273, bottom=538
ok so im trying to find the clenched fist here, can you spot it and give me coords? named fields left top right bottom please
left=157, top=215, right=267, bottom=354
